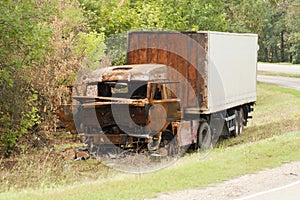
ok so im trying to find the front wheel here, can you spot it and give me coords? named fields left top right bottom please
left=198, top=122, right=213, bottom=150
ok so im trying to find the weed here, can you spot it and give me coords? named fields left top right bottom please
left=0, top=83, right=299, bottom=197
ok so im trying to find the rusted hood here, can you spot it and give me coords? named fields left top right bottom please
left=84, top=64, right=168, bottom=83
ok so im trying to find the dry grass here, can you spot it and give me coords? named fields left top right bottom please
left=0, top=141, right=114, bottom=192
left=217, top=82, right=300, bottom=147
left=0, top=82, right=300, bottom=193
left=1, top=131, right=299, bottom=200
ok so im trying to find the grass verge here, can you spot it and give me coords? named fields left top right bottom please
left=257, top=70, right=300, bottom=78
left=0, top=82, right=300, bottom=199
left=217, top=82, right=300, bottom=147
left=0, top=132, right=299, bottom=200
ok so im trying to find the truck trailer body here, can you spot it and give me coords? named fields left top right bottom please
left=127, top=31, right=257, bottom=114
left=71, top=31, right=258, bottom=156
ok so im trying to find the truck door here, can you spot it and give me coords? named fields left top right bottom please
left=150, top=83, right=181, bottom=123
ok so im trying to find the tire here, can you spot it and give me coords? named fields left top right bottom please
left=238, top=108, right=245, bottom=134
left=198, top=122, right=213, bottom=149
left=232, top=110, right=240, bottom=137
left=232, top=108, right=245, bottom=137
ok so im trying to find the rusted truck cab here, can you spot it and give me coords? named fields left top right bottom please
left=73, top=64, right=183, bottom=155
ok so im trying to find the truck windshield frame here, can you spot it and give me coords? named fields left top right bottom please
left=96, top=81, right=148, bottom=99
left=150, top=82, right=180, bottom=100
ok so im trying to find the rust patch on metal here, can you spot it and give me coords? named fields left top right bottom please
left=127, top=31, right=209, bottom=110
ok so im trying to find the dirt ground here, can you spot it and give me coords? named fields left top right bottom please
left=146, top=161, right=300, bottom=200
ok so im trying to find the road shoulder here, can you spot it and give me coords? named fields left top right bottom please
left=147, top=161, right=300, bottom=200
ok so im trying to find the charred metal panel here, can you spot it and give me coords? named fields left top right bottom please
left=175, top=121, right=193, bottom=146
left=185, top=32, right=208, bottom=110
left=127, top=33, right=139, bottom=64
left=84, top=64, right=168, bottom=83
left=138, top=34, right=148, bottom=64
left=173, top=120, right=199, bottom=147
left=81, top=104, right=147, bottom=129
left=157, top=33, right=168, bottom=65
left=148, top=33, right=158, bottom=63
left=127, top=31, right=209, bottom=112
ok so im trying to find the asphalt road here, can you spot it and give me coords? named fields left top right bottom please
left=148, top=161, right=300, bottom=200
left=149, top=63, right=300, bottom=200
left=258, top=63, right=300, bottom=74
left=247, top=63, right=300, bottom=200
left=257, top=63, right=300, bottom=91
left=236, top=181, right=300, bottom=200
left=257, top=75, right=300, bottom=91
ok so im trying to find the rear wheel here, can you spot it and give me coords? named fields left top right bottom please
left=232, top=110, right=240, bottom=137
left=232, top=108, right=245, bottom=136
left=238, top=108, right=245, bottom=134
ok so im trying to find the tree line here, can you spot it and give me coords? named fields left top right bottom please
left=0, top=0, right=299, bottom=156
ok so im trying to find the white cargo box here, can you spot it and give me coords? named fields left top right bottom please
left=127, top=31, right=258, bottom=114
left=206, top=31, right=258, bottom=113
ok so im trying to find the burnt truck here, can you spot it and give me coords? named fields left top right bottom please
left=72, top=31, right=258, bottom=156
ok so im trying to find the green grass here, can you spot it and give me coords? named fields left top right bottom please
left=1, top=132, right=299, bottom=200
left=258, top=70, right=300, bottom=78
left=1, top=82, right=300, bottom=199
left=217, top=82, right=300, bottom=147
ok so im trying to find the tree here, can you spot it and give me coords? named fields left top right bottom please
left=285, top=0, right=300, bottom=63
left=79, top=0, right=227, bottom=65
left=259, top=1, right=292, bottom=62
left=223, top=0, right=299, bottom=63
left=79, top=0, right=227, bottom=35
left=0, top=0, right=53, bottom=156
left=0, top=0, right=106, bottom=156
left=223, top=0, right=268, bottom=34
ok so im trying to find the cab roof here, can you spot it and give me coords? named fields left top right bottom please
left=84, top=64, right=168, bottom=83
